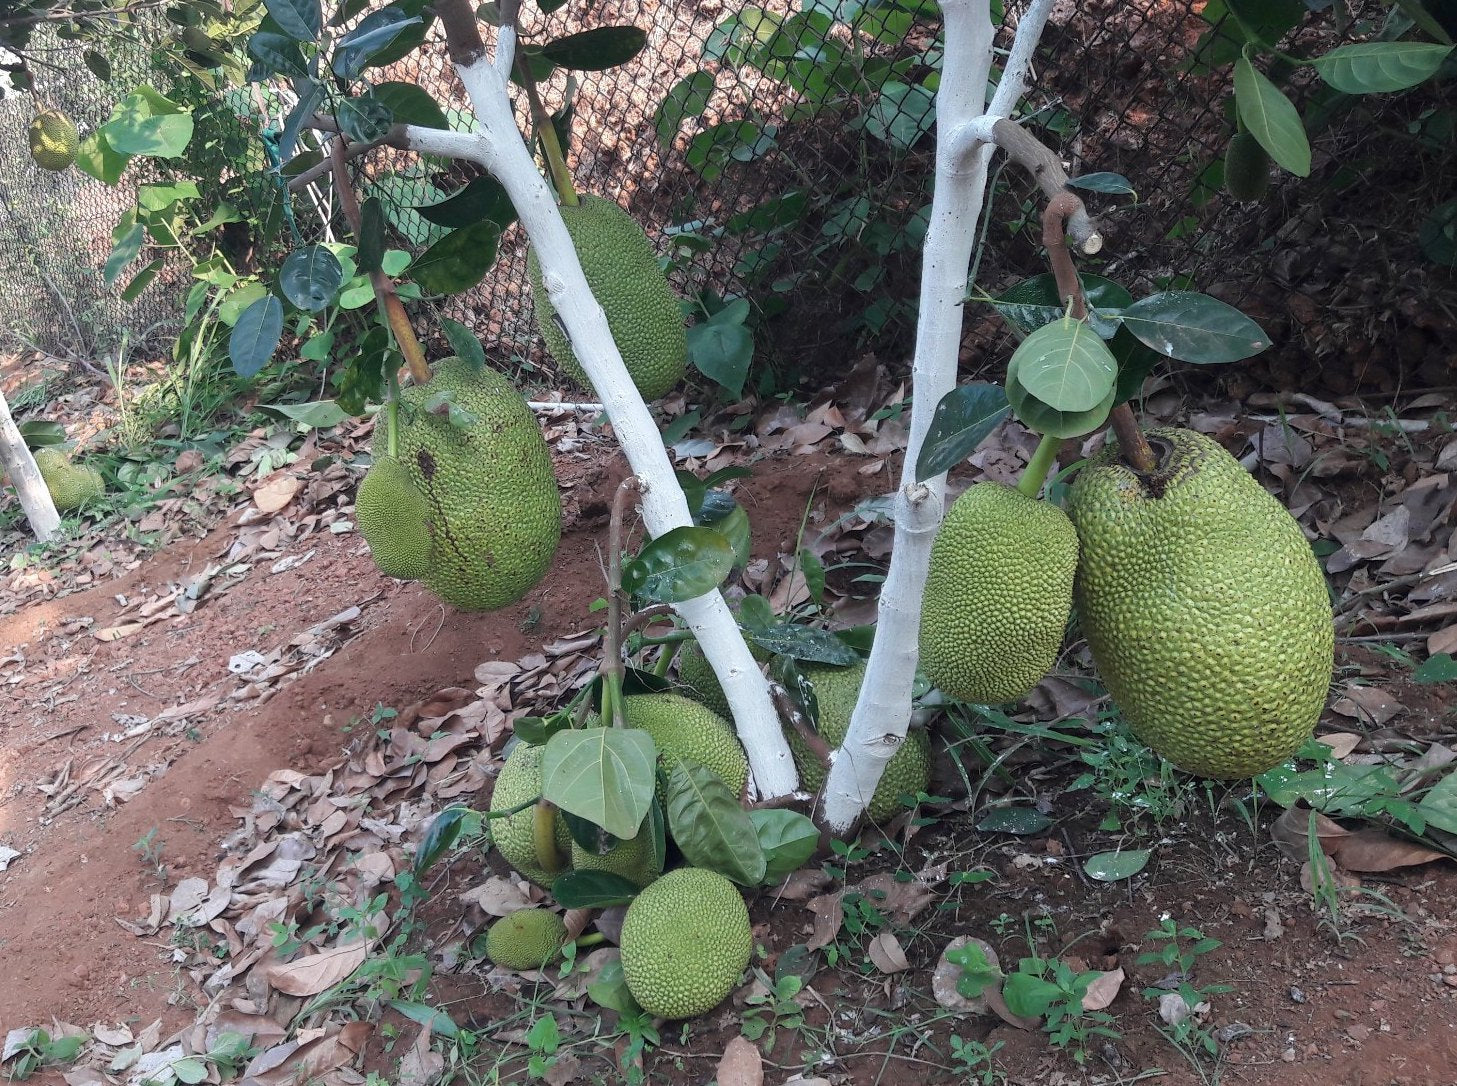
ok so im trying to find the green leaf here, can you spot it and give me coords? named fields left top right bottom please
left=541, top=727, right=657, bottom=839
left=337, top=93, right=394, bottom=144
left=102, top=88, right=194, bottom=158
left=1234, top=55, right=1310, bottom=176
left=1009, top=318, right=1118, bottom=412
left=540, top=26, right=648, bottom=70
left=219, top=281, right=268, bottom=327
left=587, top=958, right=643, bottom=1016
left=1414, top=653, right=1457, bottom=683
left=410, top=221, right=501, bottom=294
left=171, top=1058, right=209, bottom=1084
left=687, top=314, right=754, bottom=398
left=333, top=8, right=421, bottom=79
left=387, top=1000, right=459, bottom=1038
left=1083, top=849, right=1151, bottom=882
left=1313, top=42, right=1453, bottom=94
left=990, top=272, right=1132, bottom=340
left=622, top=526, right=736, bottom=604
left=914, top=383, right=1011, bottom=482
left=665, top=759, right=767, bottom=886
left=1006, top=355, right=1115, bottom=439
left=279, top=245, right=344, bottom=312
left=441, top=318, right=486, bottom=370
left=229, top=294, right=284, bottom=378
left=745, top=622, right=860, bottom=665
left=976, top=806, right=1052, bottom=835
left=372, top=81, right=451, bottom=129
left=264, top=0, right=321, bottom=41
left=19, top=421, right=66, bottom=449
left=264, top=400, right=350, bottom=430
left=655, top=71, right=715, bottom=144
left=84, top=49, right=112, bottom=80
left=137, top=181, right=200, bottom=211
left=1119, top=291, right=1270, bottom=364
left=1417, top=771, right=1457, bottom=836
left=248, top=30, right=307, bottom=77
left=550, top=870, right=641, bottom=908
left=1065, top=171, right=1135, bottom=195
left=416, top=175, right=517, bottom=229
left=357, top=197, right=386, bottom=276
left=863, top=81, right=936, bottom=151
left=1002, top=973, right=1062, bottom=1019
left=121, top=258, right=165, bottom=302
left=1419, top=201, right=1457, bottom=267
left=751, top=808, right=818, bottom=884
left=1110, top=326, right=1165, bottom=404
left=103, top=222, right=145, bottom=287
left=75, top=131, right=131, bottom=185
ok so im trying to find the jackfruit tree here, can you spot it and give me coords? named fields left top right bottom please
left=0, top=390, right=62, bottom=542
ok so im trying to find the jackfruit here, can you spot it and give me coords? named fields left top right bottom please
left=570, top=821, right=662, bottom=889
left=528, top=195, right=687, bottom=401
left=488, top=741, right=573, bottom=888
left=920, top=483, right=1079, bottom=704
left=375, top=357, right=561, bottom=611
left=34, top=447, right=104, bottom=511
left=784, top=661, right=932, bottom=823
left=620, top=693, right=749, bottom=801
left=354, top=455, right=433, bottom=579
left=28, top=110, right=78, bottom=171
left=1067, top=427, right=1334, bottom=779
left=1224, top=130, right=1270, bottom=202
left=485, top=908, right=568, bottom=970
left=675, top=641, right=732, bottom=719
left=619, top=867, right=752, bottom=1019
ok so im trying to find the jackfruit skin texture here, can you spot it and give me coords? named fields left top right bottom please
left=1067, top=427, right=1334, bottom=779
left=570, top=823, right=662, bottom=889
left=29, top=110, right=78, bottom=171
left=355, top=455, right=433, bottom=579
left=527, top=195, right=687, bottom=401
left=383, top=357, right=561, bottom=611
left=485, top=908, right=568, bottom=970
left=784, top=661, right=932, bottom=823
left=620, top=693, right=749, bottom=801
left=1224, top=130, right=1271, bottom=202
left=488, top=741, right=573, bottom=888
left=919, top=483, right=1079, bottom=705
left=619, top=868, right=752, bottom=1019
left=675, top=641, right=732, bottom=719
left=34, top=447, right=104, bottom=511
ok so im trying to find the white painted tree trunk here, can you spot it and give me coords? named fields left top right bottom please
left=820, top=0, right=1060, bottom=832
left=0, top=390, right=60, bottom=543
left=397, top=42, right=797, bottom=797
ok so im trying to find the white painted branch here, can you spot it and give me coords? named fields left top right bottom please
left=0, top=390, right=61, bottom=542
left=820, top=0, right=1059, bottom=832
left=410, top=60, right=797, bottom=797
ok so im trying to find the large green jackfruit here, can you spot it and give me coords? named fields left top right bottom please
left=34, top=447, right=104, bottom=511
left=29, top=110, right=78, bottom=171
left=488, top=741, right=573, bottom=888
left=620, top=693, right=750, bottom=801
left=784, top=661, right=932, bottom=823
left=371, top=357, right=561, bottom=611
left=528, top=195, right=687, bottom=401
left=355, top=455, right=432, bottom=579
left=920, top=483, right=1079, bottom=704
left=1067, top=427, right=1334, bottom=779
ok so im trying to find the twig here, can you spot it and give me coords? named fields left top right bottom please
left=995, top=119, right=1101, bottom=254
left=619, top=604, right=675, bottom=641
left=602, top=477, right=641, bottom=725
left=771, top=682, right=832, bottom=769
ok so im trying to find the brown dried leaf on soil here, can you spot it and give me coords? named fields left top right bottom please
left=852, top=870, right=941, bottom=925
left=241, top=1020, right=369, bottom=1086
left=1079, top=967, right=1125, bottom=1011
left=266, top=941, right=370, bottom=997
left=1326, top=829, right=1447, bottom=872
left=804, top=890, right=844, bottom=951
left=931, top=937, right=998, bottom=1015
left=1271, top=806, right=1350, bottom=863
left=867, top=932, right=910, bottom=974
left=1300, top=859, right=1362, bottom=893
left=715, top=1036, right=764, bottom=1086
left=1315, top=732, right=1363, bottom=759
left=395, top=1027, right=444, bottom=1086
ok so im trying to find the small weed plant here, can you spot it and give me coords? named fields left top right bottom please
left=1137, top=919, right=1232, bottom=1082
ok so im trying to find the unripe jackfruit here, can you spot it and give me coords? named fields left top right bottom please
left=920, top=483, right=1079, bottom=704
left=488, top=741, right=573, bottom=888
left=528, top=195, right=687, bottom=401
left=1224, top=130, right=1270, bottom=202
left=34, top=447, right=103, bottom=511
left=570, top=822, right=662, bottom=889
left=619, top=693, right=749, bottom=801
left=29, top=110, right=78, bottom=171
left=485, top=908, right=567, bottom=970
left=355, top=455, right=432, bottom=579
left=1067, top=427, right=1334, bottom=779
left=620, top=868, right=752, bottom=1019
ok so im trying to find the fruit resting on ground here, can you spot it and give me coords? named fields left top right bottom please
left=364, top=357, right=561, bottom=611
left=675, top=639, right=770, bottom=720
left=784, top=661, right=932, bottom=823
left=527, top=194, right=687, bottom=401
left=570, top=821, right=662, bottom=889
left=619, top=867, right=752, bottom=1019
left=29, top=110, right=78, bottom=171
left=485, top=908, right=568, bottom=970
left=488, top=741, right=573, bottom=888
left=619, top=692, right=750, bottom=801
left=354, top=455, right=432, bottom=579
left=1224, top=129, right=1271, bottom=202
left=919, top=482, right=1079, bottom=705
left=1067, top=427, right=1334, bottom=779
left=33, top=447, right=104, bottom=511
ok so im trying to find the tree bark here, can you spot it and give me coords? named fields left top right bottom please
left=0, top=390, right=60, bottom=542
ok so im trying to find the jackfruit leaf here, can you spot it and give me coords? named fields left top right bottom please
left=410, top=221, right=502, bottom=294
left=1111, top=326, right=1165, bottom=404
left=563, top=808, right=617, bottom=853
left=751, top=809, right=819, bottom=884
left=587, top=959, right=643, bottom=1016
left=416, top=175, right=516, bottom=229
left=741, top=605, right=860, bottom=665
left=1006, top=357, right=1115, bottom=439
left=551, top=870, right=641, bottom=909
left=976, top=806, right=1052, bottom=835
left=1312, top=42, right=1453, bottom=94
left=1065, top=171, right=1135, bottom=196
left=1414, top=654, right=1457, bottom=684
left=441, top=318, right=487, bottom=371
left=279, top=245, right=344, bottom=312
left=542, top=727, right=656, bottom=839
left=540, top=26, right=647, bottom=70
left=989, top=272, right=1132, bottom=339
left=687, top=303, right=754, bottom=398
left=1223, top=0, right=1305, bottom=48
left=915, top=382, right=1011, bottom=482
left=1417, top=772, right=1457, bottom=836
left=665, top=759, right=767, bottom=886
left=622, top=526, right=736, bottom=604
left=19, top=421, right=66, bottom=449
left=337, top=93, right=393, bottom=144
left=371, top=81, right=450, bottom=129
left=230, top=294, right=283, bottom=378
left=103, top=222, right=145, bottom=286
left=770, top=655, right=818, bottom=726
left=260, top=400, right=349, bottom=429
left=102, top=88, right=193, bottom=157
left=619, top=666, right=673, bottom=697
left=1002, top=972, right=1064, bottom=1020
left=655, top=71, right=715, bottom=144
left=1009, top=318, right=1118, bottom=413
left=1083, top=849, right=1151, bottom=882
left=1233, top=55, right=1310, bottom=176
left=864, top=81, right=936, bottom=151
left=388, top=1001, right=459, bottom=1039
left=75, top=131, right=131, bottom=185
left=276, top=80, right=324, bottom=163
left=84, top=49, right=112, bottom=80
left=713, top=505, right=752, bottom=568
left=705, top=7, right=782, bottom=67
left=414, top=805, right=473, bottom=875
left=333, top=10, right=421, bottom=79
left=799, top=548, right=825, bottom=604
left=1255, top=762, right=1397, bottom=815
left=1119, top=291, right=1270, bottom=363
left=1420, top=202, right=1457, bottom=267
left=264, top=0, right=320, bottom=41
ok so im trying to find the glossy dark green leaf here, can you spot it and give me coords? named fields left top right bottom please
left=1010, top=317, right=1118, bottom=412
left=372, top=81, right=450, bottom=129
left=103, top=222, right=145, bottom=286
left=665, top=758, right=766, bottom=886
left=541, top=25, right=648, bottom=70
left=586, top=958, right=643, bottom=1015
left=356, top=197, right=386, bottom=275
left=279, top=245, right=344, bottom=312
left=333, top=8, right=421, bottom=79
left=541, top=727, right=656, bottom=838
left=19, top=421, right=66, bottom=448
left=262, top=400, right=349, bottom=429
left=746, top=622, right=859, bottom=665
left=264, top=0, right=321, bottom=41
left=415, top=805, right=472, bottom=873
left=751, top=808, right=818, bottom=884
left=229, top=294, right=284, bottom=378
left=337, top=94, right=394, bottom=144
left=687, top=314, right=754, bottom=398
left=441, top=318, right=486, bottom=371
left=1234, top=55, right=1310, bottom=176
left=1065, top=171, right=1135, bottom=195
left=1083, top=848, right=1151, bottom=882
left=1006, top=357, right=1115, bottom=439
left=655, top=71, right=715, bottom=145
left=276, top=80, right=323, bottom=162
left=120, top=258, right=165, bottom=302
left=975, top=806, right=1052, bottom=835
left=863, top=80, right=936, bottom=150
left=622, top=526, right=736, bottom=604
left=914, top=382, right=1010, bottom=482
left=1110, top=325, right=1165, bottom=404
left=799, top=548, right=825, bottom=604
left=990, top=272, right=1133, bottom=339
left=416, top=175, right=516, bottom=229
left=1313, top=41, right=1452, bottom=94
left=1120, top=291, right=1270, bottom=363
left=247, top=30, right=307, bottom=77
left=1417, top=772, right=1457, bottom=835
left=550, top=870, right=641, bottom=908
left=410, top=220, right=501, bottom=294
left=511, top=712, right=572, bottom=746
left=83, top=49, right=112, bottom=80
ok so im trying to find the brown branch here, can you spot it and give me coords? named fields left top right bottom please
left=602, top=476, right=642, bottom=720
left=432, top=0, right=488, bottom=66
left=992, top=118, right=1101, bottom=255
left=620, top=603, right=676, bottom=641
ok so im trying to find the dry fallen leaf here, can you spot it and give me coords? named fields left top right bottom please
left=931, top=937, right=999, bottom=1015
left=267, top=940, right=369, bottom=996
left=1314, top=732, right=1362, bottom=760
left=805, top=891, right=845, bottom=952
left=1080, top=967, right=1125, bottom=1012
left=715, top=1036, right=764, bottom=1086
left=1328, top=829, right=1447, bottom=872
left=1271, top=806, right=1349, bottom=863
left=1300, top=859, right=1361, bottom=894
left=254, top=475, right=302, bottom=514
left=853, top=872, right=940, bottom=925
left=867, top=931, right=910, bottom=974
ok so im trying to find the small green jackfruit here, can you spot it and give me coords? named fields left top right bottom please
left=620, top=693, right=749, bottom=801
left=34, top=447, right=104, bottom=511
left=1224, top=130, right=1271, bottom=202
left=355, top=455, right=433, bottom=579
left=485, top=908, right=568, bottom=970
left=620, top=868, right=752, bottom=1019
left=488, top=741, right=573, bottom=888
left=570, top=822, right=663, bottom=889
left=783, top=661, right=931, bottom=823
left=1067, top=427, right=1334, bottom=779
left=29, top=110, right=78, bottom=171
left=920, top=482, right=1079, bottom=705
left=528, top=195, right=687, bottom=401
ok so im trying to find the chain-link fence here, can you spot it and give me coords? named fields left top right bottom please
left=1, top=0, right=1452, bottom=396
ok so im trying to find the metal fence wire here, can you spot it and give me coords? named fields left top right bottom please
left=0, top=0, right=1452, bottom=398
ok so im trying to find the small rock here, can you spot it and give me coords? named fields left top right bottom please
left=1443, top=975, right=1457, bottom=989
left=1289, top=986, right=1306, bottom=1004
left=1282, top=1048, right=1297, bottom=1063
left=1442, top=964, right=1456, bottom=975
left=1348, top=1024, right=1371, bottom=1043
left=1334, top=1009, right=1355, bottom=1021
left=1216, top=1022, right=1255, bottom=1044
